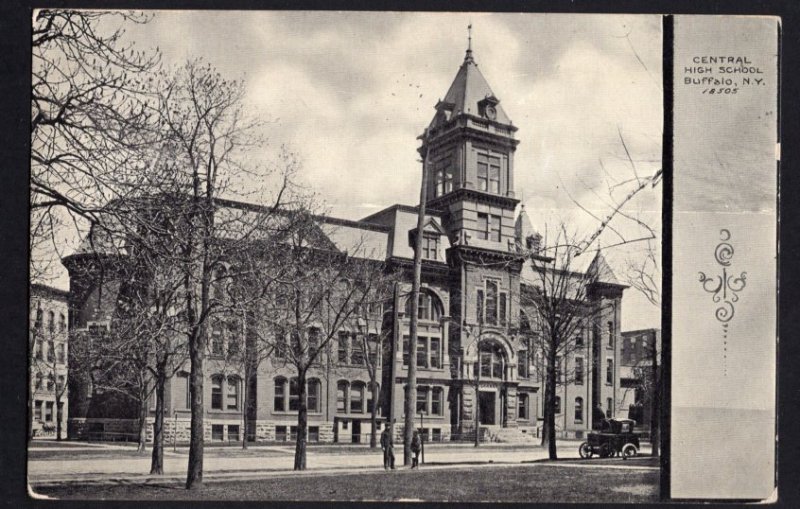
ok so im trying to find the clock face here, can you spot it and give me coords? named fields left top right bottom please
left=485, top=105, right=497, bottom=120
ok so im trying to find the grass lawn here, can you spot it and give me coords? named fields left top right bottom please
left=33, top=463, right=659, bottom=502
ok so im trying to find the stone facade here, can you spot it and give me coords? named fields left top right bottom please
left=63, top=44, right=627, bottom=444
left=30, top=284, right=69, bottom=440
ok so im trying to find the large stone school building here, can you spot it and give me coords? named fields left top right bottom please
left=64, top=43, right=627, bottom=445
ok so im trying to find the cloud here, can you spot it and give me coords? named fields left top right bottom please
left=89, top=12, right=664, bottom=329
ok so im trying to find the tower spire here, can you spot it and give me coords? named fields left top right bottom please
left=465, top=23, right=474, bottom=62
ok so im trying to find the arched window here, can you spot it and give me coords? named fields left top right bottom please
left=46, top=340, right=55, bottom=362
left=336, top=381, right=349, bottom=412
left=405, top=290, right=443, bottom=322
left=35, top=372, right=43, bottom=390
left=211, top=375, right=223, bottom=409
left=226, top=376, right=240, bottom=410
left=350, top=382, right=364, bottom=413
left=59, top=313, right=66, bottom=332
left=575, top=397, right=584, bottom=423
left=307, top=378, right=321, bottom=413
left=48, top=311, right=55, bottom=333
left=518, top=393, right=529, bottom=420
left=289, top=377, right=301, bottom=411
left=477, top=342, right=505, bottom=379
left=34, top=307, right=43, bottom=329
left=175, top=371, right=190, bottom=410
left=274, top=377, right=287, bottom=411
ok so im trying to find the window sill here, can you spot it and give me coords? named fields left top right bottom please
left=272, top=410, right=324, bottom=416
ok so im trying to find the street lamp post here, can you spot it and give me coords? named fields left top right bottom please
left=475, top=343, right=481, bottom=447
left=418, top=410, right=425, bottom=464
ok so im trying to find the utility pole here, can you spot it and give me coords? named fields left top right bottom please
left=404, top=141, right=429, bottom=465
left=475, top=339, right=481, bottom=447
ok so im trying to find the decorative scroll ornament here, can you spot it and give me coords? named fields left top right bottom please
left=698, top=229, right=747, bottom=323
left=697, top=229, right=747, bottom=376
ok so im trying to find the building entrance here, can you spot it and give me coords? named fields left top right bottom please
left=479, top=391, right=496, bottom=425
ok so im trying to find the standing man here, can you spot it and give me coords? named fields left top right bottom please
left=411, top=430, right=422, bottom=469
left=380, top=420, right=396, bottom=470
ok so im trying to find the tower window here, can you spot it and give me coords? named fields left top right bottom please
left=476, top=280, right=507, bottom=326
left=433, top=156, right=454, bottom=197
left=477, top=153, right=501, bottom=193
left=476, top=213, right=501, bottom=241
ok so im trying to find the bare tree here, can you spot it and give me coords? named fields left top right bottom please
left=258, top=209, right=394, bottom=470
left=31, top=10, right=160, bottom=281
left=145, top=58, right=294, bottom=489
left=519, top=226, right=609, bottom=460
left=350, top=286, right=393, bottom=448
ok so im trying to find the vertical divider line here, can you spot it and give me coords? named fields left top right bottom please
left=660, top=13, right=674, bottom=502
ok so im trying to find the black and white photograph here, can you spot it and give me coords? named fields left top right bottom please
left=23, top=9, right=779, bottom=504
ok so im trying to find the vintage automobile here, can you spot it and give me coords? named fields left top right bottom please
left=578, top=418, right=640, bottom=459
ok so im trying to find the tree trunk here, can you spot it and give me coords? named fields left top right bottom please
left=651, top=363, right=661, bottom=457
left=242, top=373, right=248, bottom=450
left=370, top=382, right=379, bottom=448
left=543, top=355, right=558, bottom=459
left=294, top=371, right=307, bottom=470
left=55, top=394, right=63, bottom=441
left=137, top=398, right=148, bottom=453
left=186, top=324, right=205, bottom=489
left=150, top=370, right=166, bottom=474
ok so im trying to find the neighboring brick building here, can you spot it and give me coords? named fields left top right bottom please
left=619, top=328, right=661, bottom=430
left=63, top=44, right=627, bottom=444
left=29, top=284, right=70, bottom=440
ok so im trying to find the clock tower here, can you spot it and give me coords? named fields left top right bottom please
left=418, top=42, right=520, bottom=251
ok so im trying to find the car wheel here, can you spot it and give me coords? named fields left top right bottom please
left=622, top=443, right=638, bottom=460
left=579, top=442, right=592, bottom=459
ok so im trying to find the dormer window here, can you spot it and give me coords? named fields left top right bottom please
left=477, top=95, right=500, bottom=120
left=422, top=234, right=439, bottom=260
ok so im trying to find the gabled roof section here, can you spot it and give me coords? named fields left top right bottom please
left=587, top=252, right=622, bottom=286
left=421, top=217, right=447, bottom=236
left=429, top=50, right=511, bottom=129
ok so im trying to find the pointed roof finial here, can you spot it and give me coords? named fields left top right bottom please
left=465, top=23, right=474, bottom=62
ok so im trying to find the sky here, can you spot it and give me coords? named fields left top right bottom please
left=53, top=11, right=664, bottom=331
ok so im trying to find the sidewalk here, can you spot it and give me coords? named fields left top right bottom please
left=28, top=440, right=652, bottom=487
